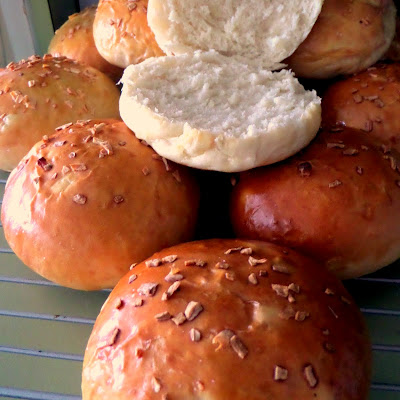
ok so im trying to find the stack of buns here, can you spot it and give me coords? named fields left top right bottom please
left=4, top=0, right=400, bottom=398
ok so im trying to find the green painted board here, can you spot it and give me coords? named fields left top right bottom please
left=1, top=173, right=400, bottom=399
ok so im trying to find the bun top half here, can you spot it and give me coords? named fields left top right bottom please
left=82, top=239, right=371, bottom=400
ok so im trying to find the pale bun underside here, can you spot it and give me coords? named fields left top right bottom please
left=120, top=51, right=321, bottom=173
left=147, top=0, right=324, bottom=69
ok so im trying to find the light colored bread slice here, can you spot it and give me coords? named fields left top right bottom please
left=147, top=0, right=324, bottom=68
left=119, top=51, right=321, bottom=172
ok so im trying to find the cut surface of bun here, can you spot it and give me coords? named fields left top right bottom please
left=230, top=128, right=400, bottom=279
left=1, top=119, right=199, bottom=290
left=120, top=51, right=321, bottom=172
left=93, top=0, right=165, bottom=69
left=48, top=6, right=123, bottom=81
left=82, top=239, right=371, bottom=400
left=0, top=55, right=120, bottom=171
left=148, top=0, right=324, bottom=68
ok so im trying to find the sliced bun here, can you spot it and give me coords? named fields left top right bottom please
left=230, top=128, right=400, bottom=279
left=93, top=0, right=165, bottom=69
left=286, top=0, right=397, bottom=79
left=48, top=6, right=123, bottom=81
left=120, top=51, right=321, bottom=173
left=0, top=55, right=120, bottom=171
left=82, top=239, right=371, bottom=400
left=1, top=119, right=199, bottom=290
left=322, top=63, right=400, bottom=152
left=147, top=0, right=324, bottom=68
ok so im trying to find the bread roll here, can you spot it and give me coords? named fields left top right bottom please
left=48, top=6, right=123, bottom=81
left=119, top=51, right=321, bottom=172
left=82, top=239, right=371, bottom=400
left=230, top=128, right=400, bottom=279
left=93, top=0, right=164, bottom=69
left=1, top=119, right=199, bottom=290
left=322, top=63, right=400, bottom=152
left=0, top=55, right=120, bottom=171
left=286, top=0, right=397, bottom=79
left=383, top=16, right=400, bottom=61
left=148, top=0, right=323, bottom=69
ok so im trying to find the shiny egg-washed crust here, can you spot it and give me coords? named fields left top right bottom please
left=48, top=6, right=123, bottom=81
left=82, top=239, right=371, bottom=400
left=322, top=63, right=400, bottom=152
left=383, top=16, right=400, bottom=61
left=1, top=119, right=199, bottom=290
left=93, top=0, right=165, bottom=69
left=286, top=0, right=396, bottom=79
left=230, top=128, right=400, bottom=279
left=0, top=55, right=120, bottom=172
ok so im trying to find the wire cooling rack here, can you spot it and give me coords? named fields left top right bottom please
left=0, top=169, right=399, bottom=400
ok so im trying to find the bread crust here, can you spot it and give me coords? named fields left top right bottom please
left=230, top=128, right=400, bottom=279
left=0, top=55, right=120, bottom=171
left=286, top=0, right=397, bottom=79
left=93, top=0, right=164, bottom=68
left=120, top=52, right=321, bottom=173
left=1, top=119, right=199, bottom=290
left=82, top=239, right=371, bottom=400
left=48, top=6, right=123, bottom=81
left=322, top=63, right=400, bottom=152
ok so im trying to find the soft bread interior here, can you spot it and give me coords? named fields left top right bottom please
left=120, top=51, right=321, bottom=172
left=148, top=0, right=324, bottom=68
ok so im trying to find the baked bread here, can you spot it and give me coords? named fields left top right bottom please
left=322, top=63, right=400, bottom=152
left=82, top=239, right=371, bottom=400
left=286, top=0, right=397, bottom=79
left=119, top=51, right=321, bottom=172
left=383, top=16, right=400, bottom=61
left=48, top=6, right=123, bottom=81
left=1, top=119, right=199, bottom=290
left=230, top=128, right=400, bottom=279
left=93, top=0, right=164, bottom=69
left=0, top=55, right=120, bottom=171
left=147, top=0, right=324, bottom=69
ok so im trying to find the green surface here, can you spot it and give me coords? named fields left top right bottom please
left=1, top=172, right=400, bottom=399
left=0, top=352, right=82, bottom=396
left=25, top=0, right=54, bottom=55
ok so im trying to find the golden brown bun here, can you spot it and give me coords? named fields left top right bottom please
left=230, top=128, right=400, bottom=279
left=322, top=63, right=400, bottom=151
left=286, top=0, right=396, bottom=79
left=383, top=16, right=400, bottom=61
left=1, top=119, right=199, bottom=290
left=82, top=239, right=371, bottom=400
left=48, top=6, right=123, bottom=81
left=0, top=55, right=120, bottom=172
left=93, top=0, right=164, bottom=68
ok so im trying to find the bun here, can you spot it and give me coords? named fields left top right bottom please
left=1, top=119, right=199, bottom=290
left=384, top=16, right=400, bottom=61
left=82, top=239, right=371, bottom=400
left=120, top=51, right=321, bottom=173
left=0, top=55, right=120, bottom=171
left=230, top=128, right=400, bottom=279
left=286, top=0, right=396, bottom=79
left=322, top=63, right=400, bottom=152
left=93, top=0, right=164, bottom=69
left=147, top=0, right=323, bottom=69
left=48, top=6, right=123, bottom=81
